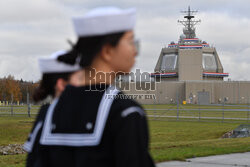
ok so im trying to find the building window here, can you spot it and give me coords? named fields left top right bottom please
left=161, top=54, right=177, bottom=71
left=202, top=53, right=217, bottom=71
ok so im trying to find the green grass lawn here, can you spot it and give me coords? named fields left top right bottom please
left=0, top=154, right=26, bottom=167
left=0, top=117, right=34, bottom=146
left=0, top=116, right=33, bottom=167
left=149, top=120, right=250, bottom=162
left=0, top=116, right=250, bottom=166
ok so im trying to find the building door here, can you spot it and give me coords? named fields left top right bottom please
left=198, top=91, right=210, bottom=105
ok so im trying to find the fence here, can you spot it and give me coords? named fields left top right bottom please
left=2, top=103, right=250, bottom=123
left=145, top=103, right=250, bottom=123
left=0, top=105, right=40, bottom=117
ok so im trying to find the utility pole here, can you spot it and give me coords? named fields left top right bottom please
left=27, top=86, right=30, bottom=117
left=11, top=94, right=13, bottom=115
left=176, top=89, right=179, bottom=120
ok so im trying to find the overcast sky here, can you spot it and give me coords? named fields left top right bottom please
left=0, top=0, right=250, bottom=81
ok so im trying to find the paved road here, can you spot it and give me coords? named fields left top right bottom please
left=157, top=152, right=250, bottom=167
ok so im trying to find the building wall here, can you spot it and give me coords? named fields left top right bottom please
left=119, top=81, right=250, bottom=105
left=155, top=82, right=185, bottom=104
left=203, top=77, right=223, bottom=81
left=185, top=81, right=215, bottom=104
left=178, top=49, right=203, bottom=81
left=121, top=82, right=185, bottom=104
left=156, top=77, right=178, bottom=82
left=213, top=81, right=250, bottom=104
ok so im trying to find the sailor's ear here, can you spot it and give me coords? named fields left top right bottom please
left=55, top=78, right=67, bottom=92
left=100, top=44, right=114, bottom=63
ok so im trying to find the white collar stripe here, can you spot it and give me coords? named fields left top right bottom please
left=121, top=106, right=144, bottom=117
left=40, top=86, right=119, bottom=146
left=23, top=121, right=43, bottom=152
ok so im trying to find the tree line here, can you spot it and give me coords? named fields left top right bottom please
left=0, top=75, right=39, bottom=104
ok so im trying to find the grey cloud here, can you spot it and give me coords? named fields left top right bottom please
left=0, top=18, right=74, bottom=56
left=0, top=55, right=40, bottom=81
left=1, top=0, right=250, bottom=81
left=55, top=0, right=250, bottom=17
left=0, top=0, right=66, bottom=23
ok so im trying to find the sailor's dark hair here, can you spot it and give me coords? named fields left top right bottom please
left=57, top=32, right=125, bottom=68
left=33, top=72, right=73, bottom=102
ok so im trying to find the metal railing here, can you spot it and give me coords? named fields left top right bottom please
left=145, top=104, right=250, bottom=123
left=2, top=103, right=250, bottom=123
left=0, top=105, right=40, bottom=117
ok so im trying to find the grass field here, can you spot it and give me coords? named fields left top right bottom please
left=0, top=117, right=34, bottom=146
left=149, top=120, right=250, bottom=162
left=0, top=117, right=33, bottom=167
left=0, top=114, right=250, bottom=166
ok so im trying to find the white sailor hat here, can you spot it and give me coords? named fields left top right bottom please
left=38, top=50, right=81, bottom=73
left=72, top=6, right=136, bottom=37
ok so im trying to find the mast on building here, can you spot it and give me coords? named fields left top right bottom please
left=152, top=6, right=228, bottom=81
left=178, top=6, right=201, bottom=39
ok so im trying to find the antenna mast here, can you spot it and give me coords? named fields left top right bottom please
left=178, top=6, right=201, bottom=38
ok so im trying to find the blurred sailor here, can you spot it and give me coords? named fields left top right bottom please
left=24, top=51, right=82, bottom=166
left=26, top=6, right=155, bottom=167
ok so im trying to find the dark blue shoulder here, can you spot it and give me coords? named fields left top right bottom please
left=35, top=103, right=50, bottom=122
left=110, top=91, right=145, bottom=116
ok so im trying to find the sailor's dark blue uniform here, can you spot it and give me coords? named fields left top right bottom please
left=24, top=84, right=155, bottom=167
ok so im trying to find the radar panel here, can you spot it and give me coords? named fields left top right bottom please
left=202, top=53, right=217, bottom=71
left=161, top=54, right=177, bottom=71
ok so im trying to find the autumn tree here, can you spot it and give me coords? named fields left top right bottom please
left=0, top=79, right=6, bottom=101
left=4, top=75, right=22, bottom=102
left=0, top=75, right=39, bottom=103
left=19, top=80, right=39, bottom=103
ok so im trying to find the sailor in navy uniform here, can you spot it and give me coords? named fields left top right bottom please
left=24, top=51, right=82, bottom=166
left=25, top=6, right=155, bottom=167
